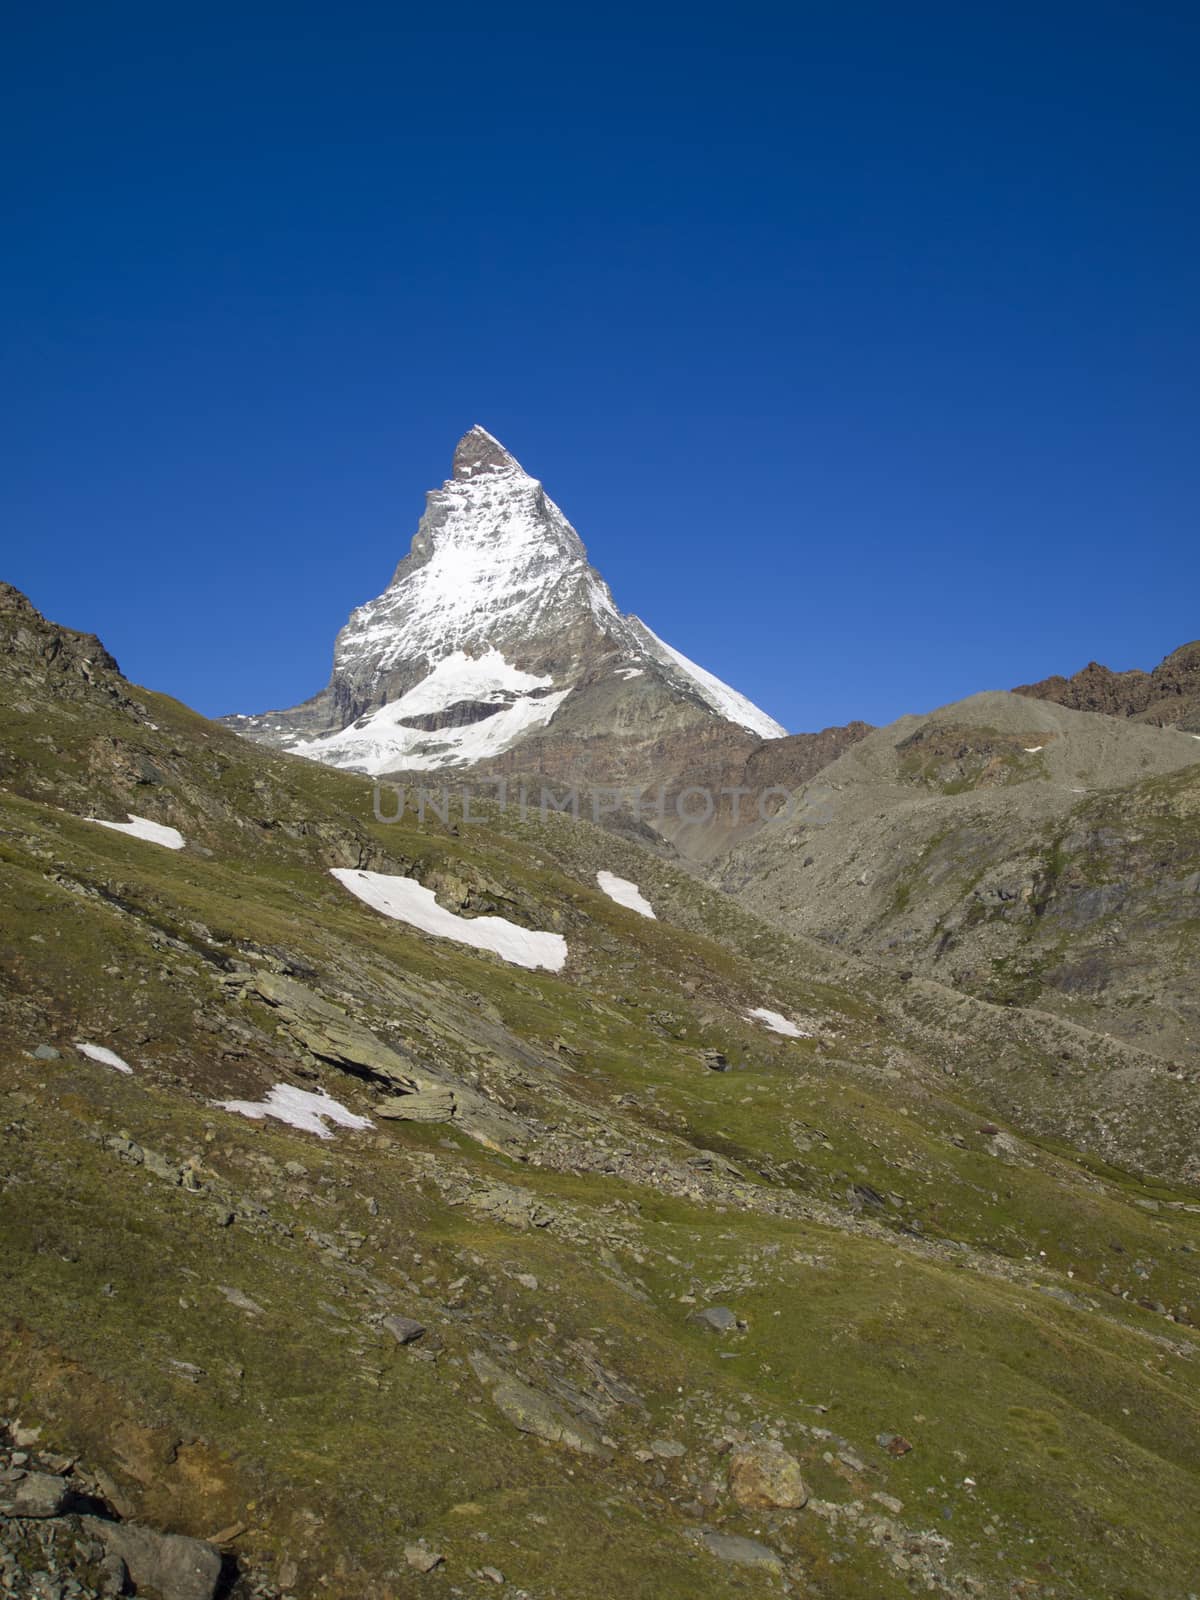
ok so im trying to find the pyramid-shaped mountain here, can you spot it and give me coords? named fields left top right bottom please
left=226, top=427, right=786, bottom=790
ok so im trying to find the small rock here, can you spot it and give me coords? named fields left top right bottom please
left=383, top=1315, right=427, bottom=1346
left=468, top=1351, right=606, bottom=1456
left=32, top=1044, right=61, bottom=1061
left=480, top=1567, right=505, bottom=1584
left=688, top=1305, right=739, bottom=1334
left=405, top=1545, right=444, bottom=1573
left=701, top=1050, right=730, bottom=1072
left=515, top=1273, right=539, bottom=1291
left=650, top=1438, right=686, bottom=1458
left=0, top=1471, right=71, bottom=1518
left=218, top=1285, right=264, bottom=1315
left=695, top=1531, right=783, bottom=1571
left=99, top=1552, right=129, bottom=1597
left=878, top=1433, right=913, bottom=1456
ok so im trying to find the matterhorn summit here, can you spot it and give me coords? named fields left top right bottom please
left=228, top=426, right=784, bottom=780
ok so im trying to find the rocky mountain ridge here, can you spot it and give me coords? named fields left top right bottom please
left=1014, top=638, right=1200, bottom=730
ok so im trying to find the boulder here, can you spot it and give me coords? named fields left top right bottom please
left=727, top=1440, right=808, bottom=1509
left=82, top=1518, right=223, bottom=1600
left=405, top=1544, right=444, bottom=1572
left=688, top=1305, right=739, bottom=1334
left=382, top=1314, right=427, bottom=1345
left=0, top=1471, right=71, bottom=1518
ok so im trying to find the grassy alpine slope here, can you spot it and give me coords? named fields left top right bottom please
left=2, top=583, right=1199, bottom=1599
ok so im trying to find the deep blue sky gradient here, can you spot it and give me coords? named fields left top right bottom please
left=4, top=1, right=1198, bottom=731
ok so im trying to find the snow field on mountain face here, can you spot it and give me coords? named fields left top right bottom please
left=746, top=1007, right=811, bottom=1038
left=330, top=868, right=568, bottom=972
left=381, top=648, right=550, bottom=713
left=335, top=460, right=621, bottom=677
left=596, top=871, right=656, bottom=919
left=216, top=1085, right=372, bottom=1139
left=77, top=1042, right=133, bottom=1073
left=86, top=814, right=186, bottom=849
left=289, top=648, right=572, bottom=774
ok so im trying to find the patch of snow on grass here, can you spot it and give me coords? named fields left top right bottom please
left=596, top=871, right=656, bottom=919
left=87, top=814, right=185, bottom=850
left=216, top=1084, right=373, bottom=1139
left=746, top=1007, right=811, bottom=1039
left=77, top=1042, right=133, bottom=1074
left=1023, top=746, right=1045, bottom=754
left=331, top=868, right=568, bottom=972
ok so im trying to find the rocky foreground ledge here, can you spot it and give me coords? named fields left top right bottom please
left=0, top=1418, right=287, bottom=1600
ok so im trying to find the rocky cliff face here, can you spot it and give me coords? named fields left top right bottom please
left=225, top=427, right=786, bottom=778
left=1014, top=639, right=1200, bottom=730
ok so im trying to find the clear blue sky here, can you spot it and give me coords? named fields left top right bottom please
left=5, top=1, right=1198, bottom=732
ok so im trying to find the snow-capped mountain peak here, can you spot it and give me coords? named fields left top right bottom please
left=228, top=427, right=785, bottom=775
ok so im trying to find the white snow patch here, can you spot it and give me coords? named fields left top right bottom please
left=291, top=649, right=571, bottom=775
left=629, top=622, right=786, bottom=740
left=746, top=1007, right=811, bottom=1039
left=331, top=868, right=568, bottom=971
left=1023, top=746, right=1045, bottom=754
left=215, top=1084, right=372, bottom=1140
left=596, top=871, right=656, bottom=919
left=614, top=666, right=644, bottom=680
left=76, top=1042, right=133, bottom=1074
left=86, top=814, right=185, bottom=850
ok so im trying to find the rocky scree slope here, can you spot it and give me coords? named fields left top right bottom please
left=713, top=688, right=1200, bottom=1073
left=3, top=585, right=1200, bottom=1599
